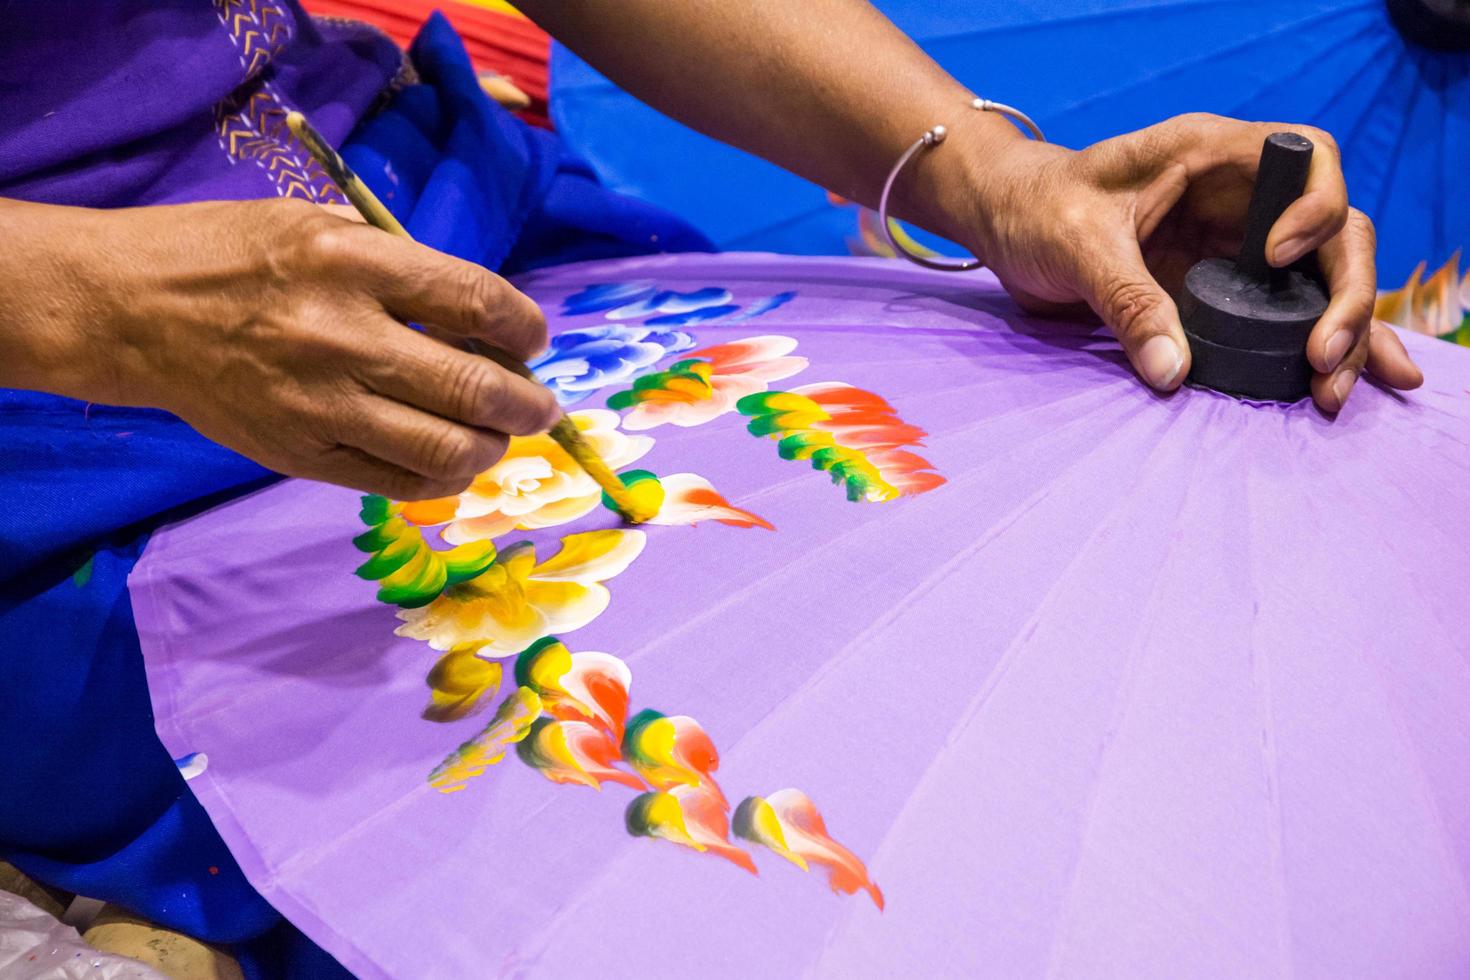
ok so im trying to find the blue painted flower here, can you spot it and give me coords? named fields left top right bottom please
left=727, top=291, right=797, bottom=321
left=560, top=282, right=797, bottom=327
left=561, top=282, right=660, bottom=316
left=530, top=324, right=698, bottom=405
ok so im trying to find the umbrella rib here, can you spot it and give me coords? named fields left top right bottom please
left=1241, top=409, right=1296, bottom=978
left=1042, top=6, right=1371, bottom=123
left=721, top=201, right=844, bottom=250
left=615, top=381, right=1139, bottom=671
left=1372, top=49, right=1427, bottom=221
left=1433, top=57, right=1449, bottom=262
left=1035, top=403, right=1221, bottom=977
left=498, top=391, right=1147, bottom=967
left=918, top=0, right=1375, bottom=48
left=808, top=404, right=1193, bottom=970
left=1222, top=21, right=1396, bottom=119
left=1270, top=412, right=1470, bottom=910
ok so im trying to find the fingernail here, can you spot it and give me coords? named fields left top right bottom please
left=1274, top=237, right=1307, bottom=266
left=1139, top=335, right=1184, bottom=390
left=1331, top=368, right=1357, bottom=409
left=543, top=401, right=564, bottom=430
left=1323, top=329, right=1352, bottom=371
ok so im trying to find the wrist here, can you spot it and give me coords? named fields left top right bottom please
left=0, top=200, right=123, bottom=402
left=882, top=104, right=1025, bottom=258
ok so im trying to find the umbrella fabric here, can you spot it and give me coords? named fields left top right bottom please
left=548, top=0, right=1470, bottom=280
left=131, top=254, right=1470, bottom=978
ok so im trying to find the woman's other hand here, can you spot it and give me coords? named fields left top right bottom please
left=948, top=112, right=1423, bottom=411
left=1, top=198, right=560, bottom=499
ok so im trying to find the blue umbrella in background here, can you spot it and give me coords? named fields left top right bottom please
left=549, top=0, right=1470, bottom=282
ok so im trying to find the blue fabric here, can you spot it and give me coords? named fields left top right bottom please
left=0, top=12, right=705, bottom=976
left=550, top=1, right=1470, bottom=282
left=342, top=13, right=710, bottom=275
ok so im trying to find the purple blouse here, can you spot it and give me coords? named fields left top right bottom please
left=0, top=0, right=406, bottom=208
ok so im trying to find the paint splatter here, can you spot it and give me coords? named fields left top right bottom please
left=622, top=709, right=726, bottom=808
left=734, top=789, right=883, bottom=908
left=71, top=554, right=95, bottom=588
left=174, top=752, right=209, bottom=781
left=428, top=687, right=541, bottom=793
left=517, top=717, right=646, bottom=791
left=737, top=383, right=944, bottom=502
left=514, top=637, right=631, bottom=741
left=423, top=646, right=503, bottom=722
left=626, top=786, right=757, bottom=873
left=354, top=496, right=497, bottom=607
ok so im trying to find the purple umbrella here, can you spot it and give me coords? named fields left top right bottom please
left=131, top=254, right=1470, bottom=978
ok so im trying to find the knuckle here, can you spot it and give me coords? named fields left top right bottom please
left=1177, top=111, right=1223, bottom=131
left=1303, top=125, right=1339, bottom=156
left=446, top=357, right=502, bottom=423
left=1101, top=279, right=1164, bottom=337
left=306, top=222, right=362, bottom=267
left=379, top=466, right=457, bottom=502
left=1349, top=208, right=1376, bottom=248
left=422, top=425, right=479, bottom=478
left=454, top=267, right=500, bottom=332
left=470, top=431, right=510, bottom=472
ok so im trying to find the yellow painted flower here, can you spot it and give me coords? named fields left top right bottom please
left=428, top=687, right=541, bottom=794
left=400, top=410, right=653, bottom=543
left=395, top=529, right=646, bottom=656
left=421, top=645, right=503, bottom=722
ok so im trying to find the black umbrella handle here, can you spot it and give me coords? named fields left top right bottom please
left=1235, top=132, right=1314, bottom=287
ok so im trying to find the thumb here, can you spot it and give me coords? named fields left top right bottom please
left=1080, top=234, right=1190, bottom=392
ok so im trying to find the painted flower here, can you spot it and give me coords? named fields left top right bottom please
left=622, top=709, right=726, bottom=808
left=396, top=530, right=646, bottom=656
left=401, top=411, right=653, bottom=544
left=422, top=645, right=503, bottom=722
left=737, top=383, right=945, bottom=503
left=561, top=281, right=662, bottom=316
left=626, top=786, right=757, bottom=874
left=607, top=336, right=807, bottom=430
left=353, top=496, right=497, bottom=608
left=560, top=281, right=797, bottom=327
left=734, top=789, right=883, bottom=908
left=515, top=637, right=632, bottom=741
left=517, top=717, right=646, bottom=792
left=428, top=687, right=541, bottom=793
left=611, top=471, right=773, bottom=530
left=1375, top=252, right=1470, bottom=345
left=529, top=325, right=698, bottom=405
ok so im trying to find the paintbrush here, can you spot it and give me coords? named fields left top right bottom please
left=285, top=110, right=648, bottom=524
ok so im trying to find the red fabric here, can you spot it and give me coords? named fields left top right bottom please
left=302, top=0, right=552, bottom=127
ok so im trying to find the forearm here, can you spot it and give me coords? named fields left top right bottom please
left=0, top=198, right=110, bottom=399
left=517, top=0, right=1021, bottom=244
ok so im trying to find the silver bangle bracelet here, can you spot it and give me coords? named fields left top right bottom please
left=877, top=97, right=1046, bottom=272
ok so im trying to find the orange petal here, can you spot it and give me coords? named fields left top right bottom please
left=400, top=496, right=460, bottom=527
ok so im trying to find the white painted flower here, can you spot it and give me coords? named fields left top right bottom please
left=398, top=410, right=652, bottom=543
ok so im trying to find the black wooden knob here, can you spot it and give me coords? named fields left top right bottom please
left=1180, top=133, right=1328, bottom=402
